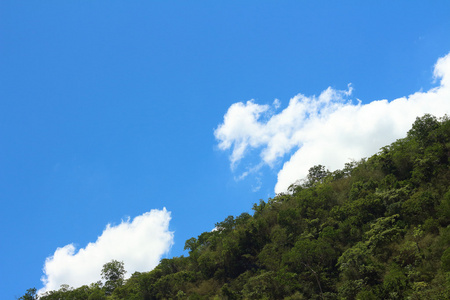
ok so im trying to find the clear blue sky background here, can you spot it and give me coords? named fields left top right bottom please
left=1, top=1, right=450, bottom=298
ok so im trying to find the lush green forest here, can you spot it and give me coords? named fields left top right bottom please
left=21, top=114, right=450, bottom=300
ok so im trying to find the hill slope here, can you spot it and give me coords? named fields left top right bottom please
left=23, top=114, right=450, bottom=300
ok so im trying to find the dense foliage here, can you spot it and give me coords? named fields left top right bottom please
left=22, top=114, right=450, bottom=299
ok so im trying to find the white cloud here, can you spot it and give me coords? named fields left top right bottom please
left=215, top=52, right=450, bottom=194
left=40, top=208, right=173, bottom=293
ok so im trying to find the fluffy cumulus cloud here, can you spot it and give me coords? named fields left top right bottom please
left=40, top=208, right=173, bottom=294
left=215, top=52, right=450, bottom=194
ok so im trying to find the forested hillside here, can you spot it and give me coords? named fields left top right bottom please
left=22, top=114, right=450, bottom=300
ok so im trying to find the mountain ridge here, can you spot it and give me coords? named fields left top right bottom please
left=22, top=114, right=450, bottom=300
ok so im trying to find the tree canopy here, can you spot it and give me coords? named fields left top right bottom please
left=24, top=114, right=450, bottom=299
left=101, top=260, right=126, bottom=295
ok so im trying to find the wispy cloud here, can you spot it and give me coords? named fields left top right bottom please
left=215, top=52, right=450, bottom=194
left=40, top=208, right=173, bottom=293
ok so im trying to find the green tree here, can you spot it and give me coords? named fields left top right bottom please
left=101, top=260, right=126, bottom=295
left=407, top=114, right=440, bottom=147
left=283, top=238, right=336, bottom=299
left=18, top=288, right=37, bottom=300
left=441, top=248, right=450, bottom=272
left=306, top=165, right=330, bottom=187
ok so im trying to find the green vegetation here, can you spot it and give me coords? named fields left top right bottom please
left=22, top=114, right=450, bottom=299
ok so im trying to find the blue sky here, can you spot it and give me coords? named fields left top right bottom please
left=1, top=1, right=450, bottom=297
